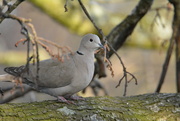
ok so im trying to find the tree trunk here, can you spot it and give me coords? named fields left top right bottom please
left=172, top=0, right=180, bottom=92
left=0, top=93, right=179, bottom=121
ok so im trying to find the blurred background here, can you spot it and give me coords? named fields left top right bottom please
left=0, top=0, right=176, bottom=103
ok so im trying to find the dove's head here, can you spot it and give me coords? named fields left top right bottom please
left=79, top=34, right=104, bottom=52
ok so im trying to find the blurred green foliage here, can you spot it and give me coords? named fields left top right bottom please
left=0, top=50, right=49, bottom=66
left=29, top=0, right=96, bottom=35
left=29, top=0, right=173, bottom=49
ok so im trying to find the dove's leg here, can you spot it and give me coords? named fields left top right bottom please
left=57, top=96, right=75, bottom=104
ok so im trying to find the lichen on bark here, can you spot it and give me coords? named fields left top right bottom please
left=0, top=93, right=179, bottom=121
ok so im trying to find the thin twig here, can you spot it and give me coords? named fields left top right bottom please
left=0, top=0, right=25, bottom=23
left=37, top=37, right=73, bottom=61
left=109, top=43, right=137, bottom=96
left=64, top=0, right=68, bottom=12
left=2, top=14, right=31, bottom=74
left=115, top=75, right=125, bottom=88
left=15, top=38, right=27, bottom=47
left=38, top=37, right=73, bottom=54
left=155, top=2, right=177, bottom=92
left=78, top=0, right=104, bottom=38
left=127, top=72, right=138, bottom=85
left=27, top=23, right=40, bottom=87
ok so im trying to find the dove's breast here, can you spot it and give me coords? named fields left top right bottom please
left=70, top=53, right=94, bottom=93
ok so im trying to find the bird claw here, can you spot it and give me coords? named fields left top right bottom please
left=57, top=96, right=75, bottom=104
left=57, top=95, right=85, bottom=105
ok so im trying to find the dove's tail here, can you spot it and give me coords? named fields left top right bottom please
left=0, top=74, right=14, bottom=82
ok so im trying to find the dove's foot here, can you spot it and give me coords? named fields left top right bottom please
left=69, top=95, right=85, bottom=101
left=57, top=96, right=75, bottom=104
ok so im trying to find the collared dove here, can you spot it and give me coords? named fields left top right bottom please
left=0, top=33, right=104, bottom=103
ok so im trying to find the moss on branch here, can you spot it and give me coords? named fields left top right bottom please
left=0, top=93, right=179, bottom=120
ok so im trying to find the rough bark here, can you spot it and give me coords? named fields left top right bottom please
left=0, top=93, right=179, bottom=121
left=170, top=0, right=180, bottom=92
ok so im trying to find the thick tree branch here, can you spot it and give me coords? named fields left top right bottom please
left=107, top=0, right=154, bottom=57
left=0, top=86, right=32, bottom=104
left=0, top=93, right=179, bottom=120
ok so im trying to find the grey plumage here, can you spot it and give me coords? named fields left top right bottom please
left=0, top=34, right=103, bottom=102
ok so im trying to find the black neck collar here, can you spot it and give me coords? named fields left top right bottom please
left=77, top=51, right=84, bottom=55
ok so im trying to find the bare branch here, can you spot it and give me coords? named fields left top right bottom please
left=0, top=86, right=32, bottom=104
left=0, top=0, right=25, bottom=23
left=2, top=14, right=31, bottom=74
left=109, top=43, right=137, bottom=96
left=64, top=0, right=68, bottom=12
left=78, top=0, right=104, bottom=39
left=156, top=1, right=180, bottom=92
left=107, top=0, right=154, bottom=57
left=127, top=72, right=138, bottom=85
left=115, top=75, right=125, bottom=88
left=27, top=23, right=40, bottom=86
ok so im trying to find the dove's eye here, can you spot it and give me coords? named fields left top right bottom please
left=90, top=39, right=93, bottom=42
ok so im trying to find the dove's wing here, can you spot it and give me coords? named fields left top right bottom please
left=23, top=55, right=76, bottom=88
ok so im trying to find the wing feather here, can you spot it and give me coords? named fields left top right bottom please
left=22, top=55, right=76, bottom=88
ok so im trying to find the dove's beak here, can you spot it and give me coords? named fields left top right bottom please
left=98, top=43, right=104, bottom=49
left=95, top=43, right=104, bottom=54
